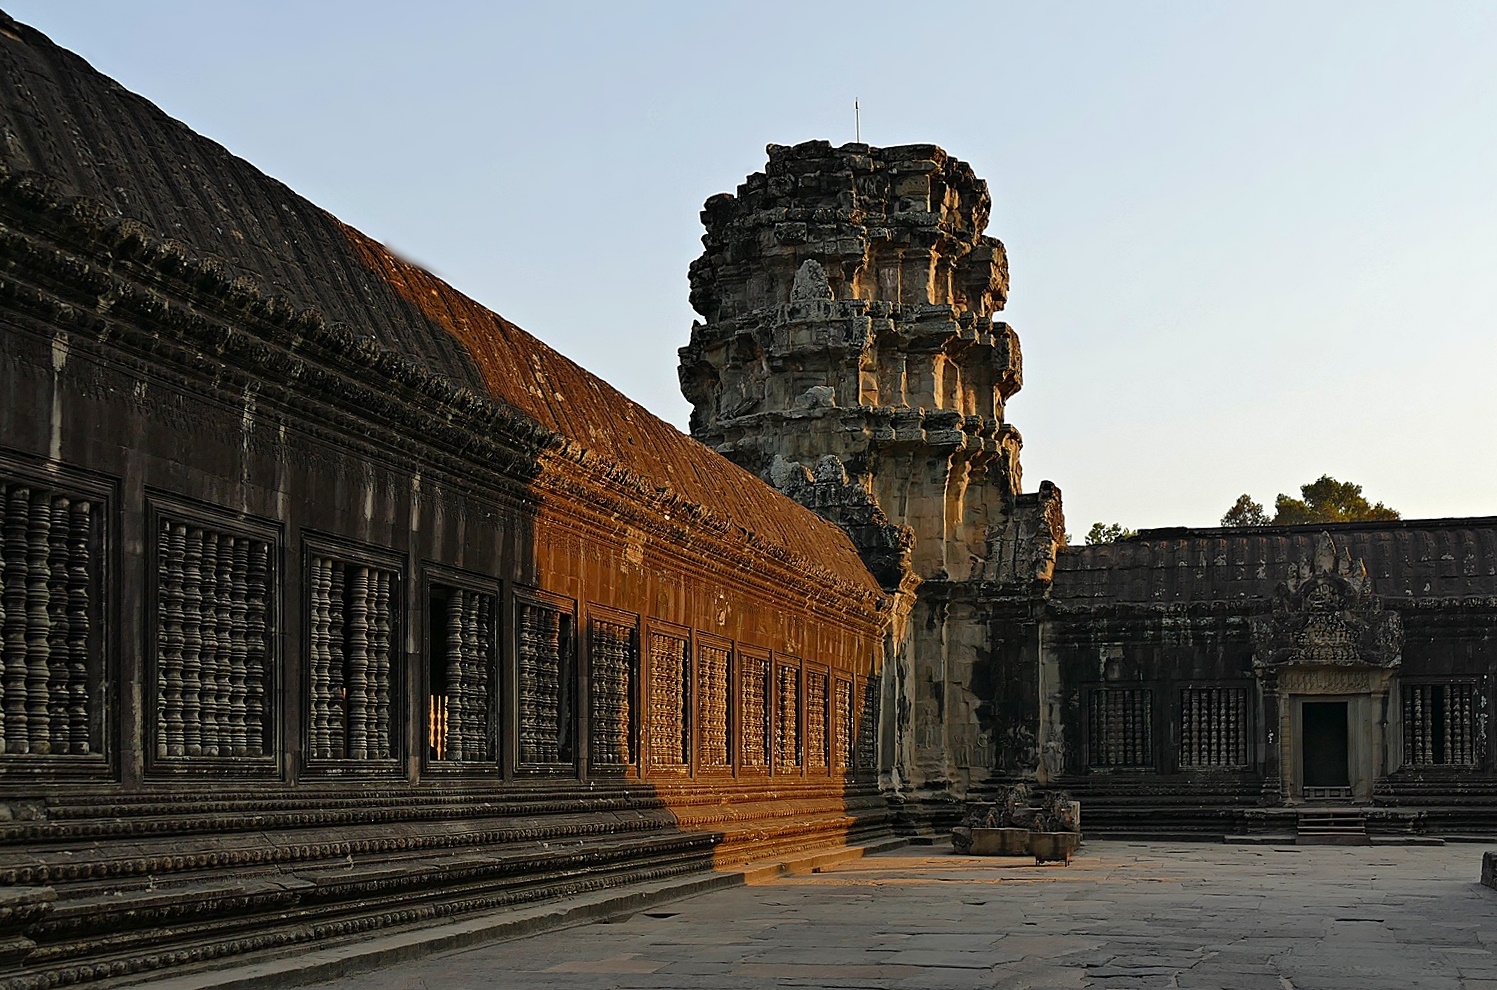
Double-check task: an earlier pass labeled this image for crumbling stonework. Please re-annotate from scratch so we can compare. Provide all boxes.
[679,141,1064,796]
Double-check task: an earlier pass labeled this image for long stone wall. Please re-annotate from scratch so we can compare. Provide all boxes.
[0,152,891,987]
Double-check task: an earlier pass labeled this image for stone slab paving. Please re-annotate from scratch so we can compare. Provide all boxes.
[308,841,1497,989]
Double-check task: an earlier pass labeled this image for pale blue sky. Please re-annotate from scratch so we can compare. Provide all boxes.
[11,2,1496,533]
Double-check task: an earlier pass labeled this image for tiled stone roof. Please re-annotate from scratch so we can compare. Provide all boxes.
[1052,517,1497,605]
[0,14,881,594]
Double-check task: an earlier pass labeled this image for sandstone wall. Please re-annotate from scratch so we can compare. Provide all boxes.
[680,141,1064,797]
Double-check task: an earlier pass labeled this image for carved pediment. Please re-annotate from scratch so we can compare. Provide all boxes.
[1250,533,1402,671]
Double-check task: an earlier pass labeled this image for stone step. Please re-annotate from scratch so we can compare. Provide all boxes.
[1297,809,1370,845]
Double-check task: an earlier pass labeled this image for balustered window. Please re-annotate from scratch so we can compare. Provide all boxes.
[155,518,274,761]
[740,653,771,770]
[0,479,101,757]
[805,669,828,772]
[307,555,398,762]
[1403,681,1479,768]
[697,642,731,770]
[1177,686,1249,770]
[775,661,800,772]
[855,675,879,773]
[589,616,636,770]
[427,584,495,764]
[1087,687,1154,769]
[646,631,690,769]
[834,679,854,774]
[517,598,575,767]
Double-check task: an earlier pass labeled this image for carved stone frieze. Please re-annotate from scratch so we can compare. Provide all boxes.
[1250,533,1403,672]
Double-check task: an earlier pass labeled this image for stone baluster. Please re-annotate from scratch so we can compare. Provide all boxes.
[244,540,268,758]
[345,566,370,760]
[210,534,234,756]
[442,589,465,761]
[777,664,798,770]
[462,592,483,760]
[0,485,6,755]
[517,605,539,762]
[227,537,250,756]
[371,568,393,759]
[24,494,52,754]
[327,563,346,758]
[477,594,494,761]
[66,500,91,754]
[696,646,728,769]
[647,634,684,768]
[538,610,562,762]
[741,657,766,768]
[180,526,204,756]
[2,486,29,753]
[857,676,879,772]
[453,592,471,760]
[197,531,221,756]
[309,556,333,760]
[158,521,187,756]
[835,680,852,772]
[45,497,69,753]
[1463,685,1475,764]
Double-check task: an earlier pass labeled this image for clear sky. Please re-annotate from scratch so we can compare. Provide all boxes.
[10,2,1496,534]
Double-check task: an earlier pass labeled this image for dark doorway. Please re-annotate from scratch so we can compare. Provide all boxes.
[1302,701,1349,787]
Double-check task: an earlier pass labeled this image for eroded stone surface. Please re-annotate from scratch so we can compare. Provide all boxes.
[680,141,1065,796]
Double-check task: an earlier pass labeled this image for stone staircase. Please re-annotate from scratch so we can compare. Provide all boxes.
[1296,808,1371,845]
[0,780,896,990]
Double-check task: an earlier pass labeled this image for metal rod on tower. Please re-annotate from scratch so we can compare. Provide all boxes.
[855,99,860,143]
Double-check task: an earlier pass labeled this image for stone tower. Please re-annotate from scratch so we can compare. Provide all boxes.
[679,140,1065,798]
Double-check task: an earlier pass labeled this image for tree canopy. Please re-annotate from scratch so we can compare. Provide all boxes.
[1220,475,1400,527]
[1086,522,1137,544]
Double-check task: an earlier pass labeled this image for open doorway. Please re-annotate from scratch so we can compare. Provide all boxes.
[1301,701,1349,789]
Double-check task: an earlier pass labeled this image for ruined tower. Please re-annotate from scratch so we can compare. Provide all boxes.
[680,141,1065,798]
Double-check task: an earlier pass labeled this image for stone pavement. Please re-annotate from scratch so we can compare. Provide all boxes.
[307,841,1497,990]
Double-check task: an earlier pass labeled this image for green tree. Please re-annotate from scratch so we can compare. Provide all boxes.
[1086,521,1137,545]
[1221,493,1269,527]
[1272,475,1400,524]
[1219,475,1400,527]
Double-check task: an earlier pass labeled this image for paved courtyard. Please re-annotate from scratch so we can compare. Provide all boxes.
[310,841,1497,990]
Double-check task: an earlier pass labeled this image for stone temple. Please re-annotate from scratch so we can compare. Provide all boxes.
[0,13,1493,985]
